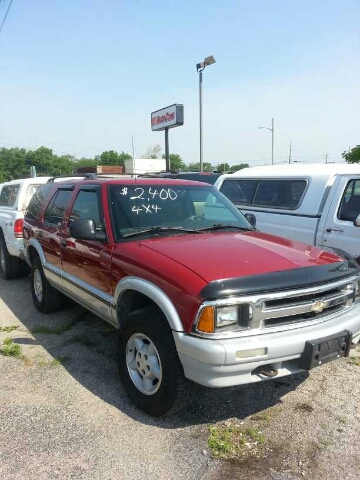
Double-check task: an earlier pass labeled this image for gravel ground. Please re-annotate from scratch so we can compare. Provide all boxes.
[0,275,359,480]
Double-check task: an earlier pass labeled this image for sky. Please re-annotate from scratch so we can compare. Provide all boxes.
[0,0,359,167]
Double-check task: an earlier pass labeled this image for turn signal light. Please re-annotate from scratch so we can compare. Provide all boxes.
[197,306,215,333]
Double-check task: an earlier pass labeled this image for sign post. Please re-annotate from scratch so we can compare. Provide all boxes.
[151,104,184,171]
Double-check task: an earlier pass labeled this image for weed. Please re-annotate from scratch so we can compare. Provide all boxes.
[0,325,19,333]
[1,338,22,357]
[337,415,347,424]
[245,427,265,443]
[31,319,77,335]
[319,437,333,447]
[207,424,265,459]
[36,356,70,367]
[347,356,360,366]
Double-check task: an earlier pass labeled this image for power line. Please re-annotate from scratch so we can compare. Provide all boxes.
[0,0,14,36]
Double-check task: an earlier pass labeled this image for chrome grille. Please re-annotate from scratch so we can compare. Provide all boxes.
[251,277,357,330]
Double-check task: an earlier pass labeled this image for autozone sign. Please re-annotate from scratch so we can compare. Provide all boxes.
[151,104,184,131]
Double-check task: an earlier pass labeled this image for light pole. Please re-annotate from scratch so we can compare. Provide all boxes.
[196,55,216,172]
[258,117,274,165]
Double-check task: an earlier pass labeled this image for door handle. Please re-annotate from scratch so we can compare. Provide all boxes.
[326,228,344,233]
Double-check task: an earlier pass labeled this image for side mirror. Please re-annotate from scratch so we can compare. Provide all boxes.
[244,213,256,227]
[70,219,107,241]
[354,214,360,227]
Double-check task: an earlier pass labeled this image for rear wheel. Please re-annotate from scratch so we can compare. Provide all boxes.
[117,307,192,416]
[0,236,22,280]
[30,257,63,313]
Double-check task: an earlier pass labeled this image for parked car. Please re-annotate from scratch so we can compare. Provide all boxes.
[23,175,360,415]
[215,163,360,263]
[0,177,51,279]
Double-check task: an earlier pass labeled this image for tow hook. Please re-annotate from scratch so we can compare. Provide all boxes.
[253,365,279,378]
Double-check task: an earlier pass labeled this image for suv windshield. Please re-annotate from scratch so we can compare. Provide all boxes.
[109,184,253,240]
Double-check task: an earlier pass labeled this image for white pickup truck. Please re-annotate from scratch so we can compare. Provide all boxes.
[215,163,360,263]
[0,177,50,279]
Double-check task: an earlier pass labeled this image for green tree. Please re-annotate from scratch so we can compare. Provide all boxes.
[188,162,214,172]
[161,153,186,171]
[215,162,230,172]
[230,163,249,172]
[95,150,132,166]
[342,146,360,164]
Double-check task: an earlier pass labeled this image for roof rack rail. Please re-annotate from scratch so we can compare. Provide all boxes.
[47,173,98,183]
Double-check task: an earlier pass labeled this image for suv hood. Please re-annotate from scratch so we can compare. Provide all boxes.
[141,231,343,284]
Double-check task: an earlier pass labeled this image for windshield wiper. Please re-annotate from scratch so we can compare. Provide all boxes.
[196,224,253,232]
[122,226,199,238]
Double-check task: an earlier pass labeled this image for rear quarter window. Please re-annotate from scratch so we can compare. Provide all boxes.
[25,184,56,221]
[0,184,20,206]
[220,179,307,210]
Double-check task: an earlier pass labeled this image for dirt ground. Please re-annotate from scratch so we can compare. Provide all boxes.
[1,275,359,480]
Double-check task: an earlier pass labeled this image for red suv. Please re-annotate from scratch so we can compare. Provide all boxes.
[23,176,360,416]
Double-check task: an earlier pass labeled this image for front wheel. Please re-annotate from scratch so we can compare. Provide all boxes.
[117,307,192,416]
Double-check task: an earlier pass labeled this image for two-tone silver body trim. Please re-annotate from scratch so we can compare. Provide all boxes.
[26,238,184,332]
[113,277,184,331]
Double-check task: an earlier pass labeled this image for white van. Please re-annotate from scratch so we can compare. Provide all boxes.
[215,163,360,262]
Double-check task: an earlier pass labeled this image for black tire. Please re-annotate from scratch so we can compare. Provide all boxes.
[117,306,192,416]
[0,236,22,280]
[30,257,63,313]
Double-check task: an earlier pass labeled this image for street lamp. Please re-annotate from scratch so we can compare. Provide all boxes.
[196,55,216,172]
[258,117,274,165]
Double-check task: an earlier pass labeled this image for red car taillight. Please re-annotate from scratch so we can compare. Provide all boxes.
[14,219,24,238]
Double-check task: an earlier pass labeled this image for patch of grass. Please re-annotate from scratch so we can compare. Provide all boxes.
[347,356,360,366]
[31,319,77,335]
[208,424,265,459]
[245,427,265,443]
[36,356,70,367]
[337,415,347,424]
[1,338,22,357]
[319,437,333,447]
[0,325,19,333]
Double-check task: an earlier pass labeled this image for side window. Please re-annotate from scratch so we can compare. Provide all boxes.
[0,184,20,206]
[338,179,360,222]
[69,190,101,227]
[44,189,73,226]
[26,184,55,220]
[252,180,306,209]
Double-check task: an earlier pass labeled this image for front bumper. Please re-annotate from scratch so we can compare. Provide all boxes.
[173,303,360,388]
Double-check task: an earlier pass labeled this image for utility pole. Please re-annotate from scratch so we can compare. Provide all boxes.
[258,117,274,165]
[288,142,292,164]
[271,117,274,166]
[325,154,328,164]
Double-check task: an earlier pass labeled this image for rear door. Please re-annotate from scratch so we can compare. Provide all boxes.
[320,175,360,258]
[39,187,74,276]
[60,185,113,319]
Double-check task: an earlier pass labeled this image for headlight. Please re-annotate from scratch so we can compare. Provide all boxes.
[216,306,238,329]
[196,303,252,334]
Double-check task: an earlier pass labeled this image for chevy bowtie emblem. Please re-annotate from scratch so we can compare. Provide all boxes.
[311,300,328,313]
